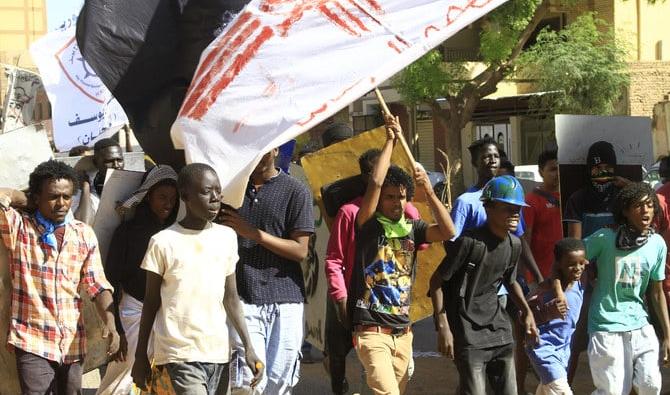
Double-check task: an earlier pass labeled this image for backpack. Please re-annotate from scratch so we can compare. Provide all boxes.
[445,230,522,312]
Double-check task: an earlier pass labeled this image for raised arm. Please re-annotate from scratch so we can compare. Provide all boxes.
[0,188,28,208]
[357,114,399,227]
[414,166,455,242]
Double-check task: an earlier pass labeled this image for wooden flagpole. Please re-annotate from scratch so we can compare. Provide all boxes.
[374,88,416,168]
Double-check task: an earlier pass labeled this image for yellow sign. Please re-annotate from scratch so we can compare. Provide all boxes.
[301,127,446,322]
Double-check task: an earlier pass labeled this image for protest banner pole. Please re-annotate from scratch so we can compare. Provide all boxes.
[1,65,16,134]
[374,88,416,168]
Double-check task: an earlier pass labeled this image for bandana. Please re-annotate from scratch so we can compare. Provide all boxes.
[35,210,73,249]
[375,213,413,239]
[615,225,653,250]
[590,167,615,194]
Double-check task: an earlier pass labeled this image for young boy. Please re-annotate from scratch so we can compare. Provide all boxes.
[526,238,588,395]
[585,182,670,394]
[349,114,456,395]
[131,163,262,394]
[430,175,539,395]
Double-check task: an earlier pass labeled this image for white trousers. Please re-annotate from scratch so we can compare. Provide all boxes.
[588,324,662,395]
[535,377,573,395]
[96,292,143,395]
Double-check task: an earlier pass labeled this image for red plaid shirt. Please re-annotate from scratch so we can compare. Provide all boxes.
[0,197,112,363]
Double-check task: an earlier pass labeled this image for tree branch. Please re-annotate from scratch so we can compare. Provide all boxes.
[506,0,551,67]
[470,0,551,97]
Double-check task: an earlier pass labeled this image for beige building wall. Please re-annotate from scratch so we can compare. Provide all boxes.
[0,0,48,113]
[628,62,670,116]
[0,0,47,68]
[614,0,670,61]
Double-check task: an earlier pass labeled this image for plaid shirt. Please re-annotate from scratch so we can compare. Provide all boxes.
[0,196,112,363]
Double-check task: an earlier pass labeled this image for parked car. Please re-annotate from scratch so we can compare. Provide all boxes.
[514,165,542,182]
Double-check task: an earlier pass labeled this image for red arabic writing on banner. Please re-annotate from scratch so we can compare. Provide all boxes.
[180,0,496,124]
[180,0,387,122]
[424,0,494,37]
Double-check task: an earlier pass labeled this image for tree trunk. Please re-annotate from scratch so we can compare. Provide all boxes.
[431,101,466,200]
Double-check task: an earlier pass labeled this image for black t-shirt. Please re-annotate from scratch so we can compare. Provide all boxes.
[350,216,428,329]
[237,171,315,304]
[438,226,518,350]
[563,186,618,238]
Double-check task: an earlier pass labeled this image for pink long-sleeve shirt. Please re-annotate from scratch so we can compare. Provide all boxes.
[325,196,421,302]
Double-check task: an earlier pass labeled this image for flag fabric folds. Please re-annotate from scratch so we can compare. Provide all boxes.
[30,24,128,151]
[171,0,508,207]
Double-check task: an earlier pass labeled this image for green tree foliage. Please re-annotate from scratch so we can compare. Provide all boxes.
[516,13,630,115]
[480,0,543,63]
[392,0,640,194]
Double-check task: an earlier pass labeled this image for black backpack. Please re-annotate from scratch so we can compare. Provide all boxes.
[446,230,522,312]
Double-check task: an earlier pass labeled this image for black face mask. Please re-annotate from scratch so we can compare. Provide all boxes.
[616,225,653,250]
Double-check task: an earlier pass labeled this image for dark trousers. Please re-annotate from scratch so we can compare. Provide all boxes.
[325,298,353,394]
[164,361,228,395]
[15,348,83,395]
[454,343,517,395]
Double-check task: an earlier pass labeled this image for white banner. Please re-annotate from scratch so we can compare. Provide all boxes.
[29,24,128,152]
[2,66,44,133]
[172,0,508,207]
[555,114,654,166]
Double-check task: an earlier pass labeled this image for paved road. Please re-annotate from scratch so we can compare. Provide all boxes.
[85,317,670,394]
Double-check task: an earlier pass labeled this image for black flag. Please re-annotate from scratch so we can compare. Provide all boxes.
[76,0,250,168]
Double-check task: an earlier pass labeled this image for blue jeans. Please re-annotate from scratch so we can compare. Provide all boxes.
[164,362,227,395]
[230,302,304,394]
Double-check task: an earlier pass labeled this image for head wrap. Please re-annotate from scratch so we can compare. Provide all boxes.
[118,165,178,216]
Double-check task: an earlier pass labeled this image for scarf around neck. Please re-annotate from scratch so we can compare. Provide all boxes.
[35,210,73,249]
[375,212,413,239]
[615,225,653,250]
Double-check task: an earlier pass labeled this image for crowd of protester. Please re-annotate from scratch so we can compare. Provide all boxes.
[1,114,670,395]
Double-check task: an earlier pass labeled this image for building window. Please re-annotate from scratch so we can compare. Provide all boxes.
[520,116,556,165]
[475,122,512,159]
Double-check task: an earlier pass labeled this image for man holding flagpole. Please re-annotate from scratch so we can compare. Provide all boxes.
[348,114,455,395]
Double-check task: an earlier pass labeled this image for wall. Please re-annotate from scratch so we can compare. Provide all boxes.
[0,0,46,65]
[628,61,670,116]
[614,0,670,61]
[653,101,670,159]
[0,0,48,111]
